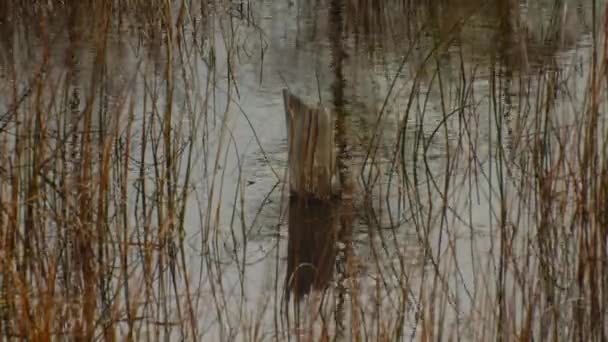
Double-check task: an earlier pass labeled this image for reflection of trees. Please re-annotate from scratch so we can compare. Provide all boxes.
[0,3,13,69]
[341,0,587,66]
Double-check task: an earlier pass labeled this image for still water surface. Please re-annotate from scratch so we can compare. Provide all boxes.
[0,0,604,340]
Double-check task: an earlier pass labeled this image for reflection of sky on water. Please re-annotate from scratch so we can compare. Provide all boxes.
[0,0,603,339]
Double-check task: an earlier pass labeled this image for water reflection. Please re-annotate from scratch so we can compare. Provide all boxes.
[0,0,604,340]
[285,196,339,301]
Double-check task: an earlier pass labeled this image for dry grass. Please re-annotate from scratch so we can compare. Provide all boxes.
[0,0,607,341]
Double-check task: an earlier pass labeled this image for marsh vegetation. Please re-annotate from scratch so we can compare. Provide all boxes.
[0,0,607,340]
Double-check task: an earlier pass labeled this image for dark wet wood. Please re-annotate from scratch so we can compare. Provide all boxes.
[285,197,338,301]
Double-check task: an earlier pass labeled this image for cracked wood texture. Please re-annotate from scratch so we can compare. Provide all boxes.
[283,89,339,201]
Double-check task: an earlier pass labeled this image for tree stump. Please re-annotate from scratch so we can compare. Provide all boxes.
[283,89,340,201]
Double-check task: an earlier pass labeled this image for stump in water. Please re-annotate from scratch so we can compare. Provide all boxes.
[283,89,340,200]
[283,90,343,303]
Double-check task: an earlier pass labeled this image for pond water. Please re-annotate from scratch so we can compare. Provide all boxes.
[0,1,606,341]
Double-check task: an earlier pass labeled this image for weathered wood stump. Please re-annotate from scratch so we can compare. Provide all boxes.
[283,89,342,302]
[283,89,340,200]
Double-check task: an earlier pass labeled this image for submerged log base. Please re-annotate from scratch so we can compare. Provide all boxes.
[283,89,341,201]
[285,196,338,301]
